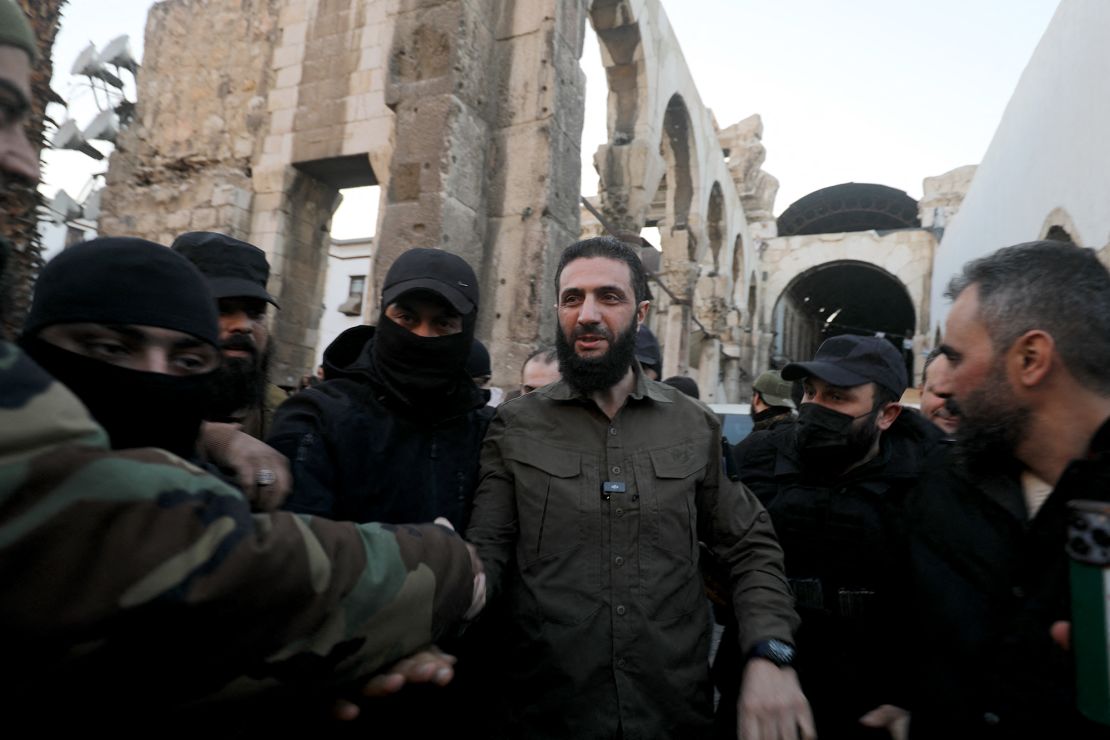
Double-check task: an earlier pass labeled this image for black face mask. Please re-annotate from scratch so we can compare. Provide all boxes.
[20,335,215,460]
[371,314,475,412]
[794,402,880,478]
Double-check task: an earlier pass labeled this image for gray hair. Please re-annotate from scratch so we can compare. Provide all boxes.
[945,241,1110,394]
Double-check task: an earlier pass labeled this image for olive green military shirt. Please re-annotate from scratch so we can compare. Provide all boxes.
[467,370,798,739]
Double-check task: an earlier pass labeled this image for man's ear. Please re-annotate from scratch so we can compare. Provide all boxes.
[1011,330,1054,389]
[636,300,650,327]
[876,402,902,431]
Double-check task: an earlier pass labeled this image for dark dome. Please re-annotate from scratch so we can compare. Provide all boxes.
[777,183,920,237]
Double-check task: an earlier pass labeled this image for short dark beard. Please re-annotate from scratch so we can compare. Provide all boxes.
[953,377,1029,477]
[556,317,639,395]
[208,342,272,419]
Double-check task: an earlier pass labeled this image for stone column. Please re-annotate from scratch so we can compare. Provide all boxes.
[377,0,588,386]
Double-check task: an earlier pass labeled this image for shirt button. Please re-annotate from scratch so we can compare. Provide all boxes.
[615,508,624,517]
[614,556,624,566]
[611,466,621,475]
[617,657,626,669]
[616,605,627,616]
[609,427,617,435]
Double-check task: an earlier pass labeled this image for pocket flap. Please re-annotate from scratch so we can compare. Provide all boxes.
[649,444,704,479]
[502,438,581,478]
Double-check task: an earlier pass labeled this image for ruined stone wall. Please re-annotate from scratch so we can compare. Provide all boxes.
[376,0,587,384]
[99,0,281,246]
[100,0,397,384]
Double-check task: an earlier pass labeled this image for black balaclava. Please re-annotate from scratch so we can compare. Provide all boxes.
[371,248,482,418]
[19,237,219,459]
[371,298,476,414]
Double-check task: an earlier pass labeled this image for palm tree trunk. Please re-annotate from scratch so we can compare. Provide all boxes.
[1,0,66,338]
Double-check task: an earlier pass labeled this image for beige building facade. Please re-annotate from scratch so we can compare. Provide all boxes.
[98,0,991,399]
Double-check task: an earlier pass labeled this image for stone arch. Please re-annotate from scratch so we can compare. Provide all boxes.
[706,181,725,271]
[589,0,643,145]
[771,260,916,378]
[1039,206,1082,244]
[654,93,696,254]
[584,0,754,392]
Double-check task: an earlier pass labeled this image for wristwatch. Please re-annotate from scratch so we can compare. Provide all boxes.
[748,639,796,668]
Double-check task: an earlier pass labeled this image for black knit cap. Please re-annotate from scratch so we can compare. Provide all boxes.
[171,231,279,307]
[782,335,908,399]
[381,248,478,314]
[23,237,219,346]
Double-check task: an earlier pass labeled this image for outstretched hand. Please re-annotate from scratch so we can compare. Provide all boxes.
[199,422,292,510]
[738,659,816,740]
[332,646,459,721]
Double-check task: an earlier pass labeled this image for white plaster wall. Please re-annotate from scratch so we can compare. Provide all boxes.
[931,0,1110,331]
[315,237,373,367]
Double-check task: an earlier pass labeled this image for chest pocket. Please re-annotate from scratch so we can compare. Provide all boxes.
[636,442,707,622]
[503,439,585,566]
[643,443,705,560]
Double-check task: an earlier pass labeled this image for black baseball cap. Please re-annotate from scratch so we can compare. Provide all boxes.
[171,232,279,307]
[782,335,908,399]
[381,248,478,314]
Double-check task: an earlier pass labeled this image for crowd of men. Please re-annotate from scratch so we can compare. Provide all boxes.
[3,2,1110,738]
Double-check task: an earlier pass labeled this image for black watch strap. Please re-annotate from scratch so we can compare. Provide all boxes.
[748,639,796,668]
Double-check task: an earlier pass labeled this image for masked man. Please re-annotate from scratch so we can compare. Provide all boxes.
[269,246,492,529]
[728,334,945,739]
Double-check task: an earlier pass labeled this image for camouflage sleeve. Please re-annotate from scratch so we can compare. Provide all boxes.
[0,342,475,690]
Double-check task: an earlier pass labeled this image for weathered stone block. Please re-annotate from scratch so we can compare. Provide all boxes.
[191,207,218,230]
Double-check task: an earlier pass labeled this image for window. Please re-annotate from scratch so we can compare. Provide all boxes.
[339,275,366,316]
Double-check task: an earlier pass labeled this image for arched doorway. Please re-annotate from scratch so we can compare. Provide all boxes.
[771,260,916,378]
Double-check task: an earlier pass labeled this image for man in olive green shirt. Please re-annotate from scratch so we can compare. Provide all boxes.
[467,237,813,740]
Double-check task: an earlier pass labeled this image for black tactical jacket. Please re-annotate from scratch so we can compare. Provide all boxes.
[268,325,493,529]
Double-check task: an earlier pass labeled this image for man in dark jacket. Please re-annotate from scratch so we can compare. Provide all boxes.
[906,241,1110,739]
[172,231,288,439]
[723,335,945,739]
[751,369,796,432]
[268,246,492,528]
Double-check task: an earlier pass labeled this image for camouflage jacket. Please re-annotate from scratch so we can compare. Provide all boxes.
[0,341,475,721]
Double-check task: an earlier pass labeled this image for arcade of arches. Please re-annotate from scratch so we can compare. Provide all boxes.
[98,0,966,399]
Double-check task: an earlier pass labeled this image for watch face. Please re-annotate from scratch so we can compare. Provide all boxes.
[754,639,795,667]
[768,640,795,665]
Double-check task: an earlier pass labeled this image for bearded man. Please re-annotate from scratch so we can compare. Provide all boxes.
[173,231,287,439]
[466,236,813,740]
[904,241,1110,739]
[727,334,945,740]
